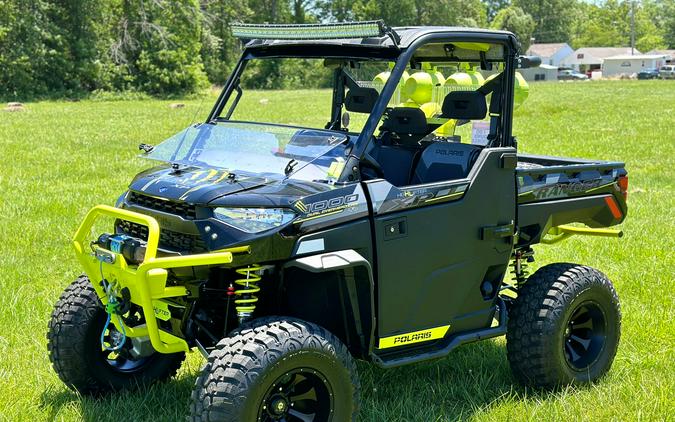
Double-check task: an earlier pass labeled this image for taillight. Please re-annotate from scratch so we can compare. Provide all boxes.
[618,175,628,200]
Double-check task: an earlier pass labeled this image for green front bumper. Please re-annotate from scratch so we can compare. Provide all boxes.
[73,205,249,354]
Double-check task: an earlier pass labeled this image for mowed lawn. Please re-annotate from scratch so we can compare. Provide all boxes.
[0,80,673,421]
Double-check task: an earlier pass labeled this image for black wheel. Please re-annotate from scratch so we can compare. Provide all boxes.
[190,317,360,421]
[47,275,185,394]
[506,263,621,387]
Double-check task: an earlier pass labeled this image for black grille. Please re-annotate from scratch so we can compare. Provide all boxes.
[116,220,206,253]
[128,192,196,219]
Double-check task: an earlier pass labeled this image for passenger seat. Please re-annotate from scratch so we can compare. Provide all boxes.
[410,142,482,184]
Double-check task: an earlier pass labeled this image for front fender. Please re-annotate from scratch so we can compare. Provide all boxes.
[283,250,376,359]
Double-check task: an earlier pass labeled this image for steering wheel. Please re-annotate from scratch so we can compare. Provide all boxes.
[360,150,385,179]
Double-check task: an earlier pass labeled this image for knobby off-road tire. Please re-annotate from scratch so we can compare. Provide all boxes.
[47,275,185,394]
[190,317,360,422]
[507,263,621,387]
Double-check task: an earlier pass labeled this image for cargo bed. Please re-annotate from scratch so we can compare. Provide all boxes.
[514,154,627,246]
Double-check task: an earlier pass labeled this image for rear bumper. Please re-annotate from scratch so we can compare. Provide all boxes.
[73,205,249,354]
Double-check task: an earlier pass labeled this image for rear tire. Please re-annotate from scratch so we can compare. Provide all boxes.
[506,263,621,387]
[47,275,185,394]
[190,317,360,421]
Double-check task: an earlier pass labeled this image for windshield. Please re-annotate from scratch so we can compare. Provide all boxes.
[143,122,350,182]
[217,57,395,133]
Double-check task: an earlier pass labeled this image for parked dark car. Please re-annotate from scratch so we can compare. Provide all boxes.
[558,69,589,80]
[638,68,659,79]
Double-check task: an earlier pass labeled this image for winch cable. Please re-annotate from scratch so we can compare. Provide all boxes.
[98,260,127,351]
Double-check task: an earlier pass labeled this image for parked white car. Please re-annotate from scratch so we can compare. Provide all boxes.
[558,69,589,80]
[659,65,675,79]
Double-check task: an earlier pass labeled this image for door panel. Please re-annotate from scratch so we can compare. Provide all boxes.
[367,147,516,338]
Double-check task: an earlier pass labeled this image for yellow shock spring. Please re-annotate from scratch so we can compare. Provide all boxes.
[234,265,262,318]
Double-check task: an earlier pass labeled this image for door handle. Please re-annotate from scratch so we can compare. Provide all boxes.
[481,223,514,241]
[384,217,407,240]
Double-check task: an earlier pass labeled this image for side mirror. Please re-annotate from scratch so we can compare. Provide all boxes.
[518,56,542,69]
[323,58,345,69]
[139,143,154,153]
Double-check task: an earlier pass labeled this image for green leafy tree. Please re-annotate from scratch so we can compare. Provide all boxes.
[9,0,674,99]
[49,0,100,92]
[247,0,293,23]
[484,0,511,22]
[101,0,208,95]
[569,1,626,48]
[200,0,252,85]
[636,34,665,52]
[513,0,575,43]
[632,1,667,51]
[490,5,535,51]
[637,0,673,49]
[662,0,675,48]
[0,0,49,98]
[0,0,96,99]
[291,0,318,23]
[318,0,486,27]
[350,0,417,26]
[570,0,666,51]
[417,0,487,27]
[316,0,357,21]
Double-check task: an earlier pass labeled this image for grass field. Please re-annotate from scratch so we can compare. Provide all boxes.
[1,80,674,421]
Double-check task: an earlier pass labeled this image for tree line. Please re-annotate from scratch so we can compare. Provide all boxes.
[1,0,673,100]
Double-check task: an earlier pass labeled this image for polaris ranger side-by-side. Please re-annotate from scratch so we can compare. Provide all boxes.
[48,22,628,421]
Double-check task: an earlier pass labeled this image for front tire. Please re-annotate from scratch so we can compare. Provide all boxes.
[47,275,185,394]
[506,263,621,387]
[190,317,360,421]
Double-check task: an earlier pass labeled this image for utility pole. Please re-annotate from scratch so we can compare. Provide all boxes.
[630,0,635,55]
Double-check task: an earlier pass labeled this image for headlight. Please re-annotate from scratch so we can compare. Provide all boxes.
[213,207,297,233]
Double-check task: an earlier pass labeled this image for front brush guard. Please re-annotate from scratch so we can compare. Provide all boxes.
[73,205,250,354]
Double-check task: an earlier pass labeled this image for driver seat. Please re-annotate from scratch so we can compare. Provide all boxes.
[370,107,429,186]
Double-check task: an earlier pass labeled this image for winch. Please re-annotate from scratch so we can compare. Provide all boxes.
[95,233,147,264]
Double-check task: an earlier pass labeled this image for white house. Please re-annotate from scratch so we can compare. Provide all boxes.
[518,64,558,81]
[602,54,669,77]
[526,43,574,67]
[647,49,675,64]
[561,47,639,72]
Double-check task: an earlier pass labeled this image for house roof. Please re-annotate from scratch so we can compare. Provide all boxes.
[604,54,668,61]
[574,47,638,59]
[647,49,675,58]
[561,47,641,65]
[526,43,569,57]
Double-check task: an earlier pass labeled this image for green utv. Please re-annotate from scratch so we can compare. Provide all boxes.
[48,22,628,421]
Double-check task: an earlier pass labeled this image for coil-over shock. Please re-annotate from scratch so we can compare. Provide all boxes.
[234,265,262,323]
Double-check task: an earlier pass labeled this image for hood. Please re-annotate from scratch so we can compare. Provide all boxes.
[129,165,274,203]
[129,165,335,206]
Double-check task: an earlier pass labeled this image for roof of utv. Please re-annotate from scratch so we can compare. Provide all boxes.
[242,26,519,51]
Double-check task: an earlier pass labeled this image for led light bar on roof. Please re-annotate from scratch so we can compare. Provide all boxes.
[231,20,387,40]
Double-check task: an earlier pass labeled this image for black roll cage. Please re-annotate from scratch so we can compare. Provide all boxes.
[207,31,519,181]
